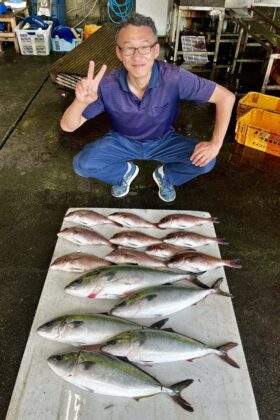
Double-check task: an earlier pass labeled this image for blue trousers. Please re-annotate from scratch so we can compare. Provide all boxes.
[73,131,216,186]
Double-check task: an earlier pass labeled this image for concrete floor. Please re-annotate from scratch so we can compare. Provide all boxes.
[0,47,279,420]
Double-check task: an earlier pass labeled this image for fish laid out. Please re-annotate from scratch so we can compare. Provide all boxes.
[108,212,155,228]
[168,252,242,273]
[48,351,194,412]
[57,227,112,247]
[145,243,196,259]
[65,265,198,299]
[158,214,219,229]
[64,210,115,227]
[105,248,166,268]
[50,252,112,273]
[110,279,232,319]
[110,231,162,248]
[101,329,240,368]
[164,231,228,248]
[37,314,167,346]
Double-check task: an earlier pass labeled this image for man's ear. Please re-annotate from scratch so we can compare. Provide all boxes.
[116,46,123,62]
[153,42,160,59]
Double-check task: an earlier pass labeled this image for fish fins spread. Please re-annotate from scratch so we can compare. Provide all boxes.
[212,278,234,298]
[116,356,129,362]
[190,277,210,290]
[170,379,194,412]
[216,342,240,368]
[150,318,169,329]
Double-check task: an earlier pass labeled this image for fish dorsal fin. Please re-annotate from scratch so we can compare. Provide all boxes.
[150,318,169,329]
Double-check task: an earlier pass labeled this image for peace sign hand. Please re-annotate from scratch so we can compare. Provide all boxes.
[75,61,107,105]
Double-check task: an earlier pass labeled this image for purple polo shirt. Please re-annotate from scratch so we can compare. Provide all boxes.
[82,60,216,140]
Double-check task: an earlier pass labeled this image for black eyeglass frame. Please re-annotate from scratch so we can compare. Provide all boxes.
[117,41,159,56]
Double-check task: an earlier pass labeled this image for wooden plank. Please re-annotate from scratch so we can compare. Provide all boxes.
[6,208,259,420]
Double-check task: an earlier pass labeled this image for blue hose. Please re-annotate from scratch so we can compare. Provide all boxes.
[107,0,134,24]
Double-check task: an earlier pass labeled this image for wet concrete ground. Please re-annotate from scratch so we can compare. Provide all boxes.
[0,48,279,420]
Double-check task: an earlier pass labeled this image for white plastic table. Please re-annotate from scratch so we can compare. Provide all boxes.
[6,208,259,420]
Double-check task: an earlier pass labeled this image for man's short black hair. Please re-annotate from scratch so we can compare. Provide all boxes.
[116,13,158,41]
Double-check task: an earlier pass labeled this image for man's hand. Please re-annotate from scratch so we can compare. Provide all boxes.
[75,61,107,105]
[190,141,221,167]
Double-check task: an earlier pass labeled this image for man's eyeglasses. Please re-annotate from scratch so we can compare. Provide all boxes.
[117,42,158,56]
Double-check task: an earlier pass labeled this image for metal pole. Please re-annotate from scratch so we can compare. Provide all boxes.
[174,5,181,63]
[231,26,244,75]
[211,8,225,80]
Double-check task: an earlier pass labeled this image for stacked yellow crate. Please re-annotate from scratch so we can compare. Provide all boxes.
[235,92,280,157]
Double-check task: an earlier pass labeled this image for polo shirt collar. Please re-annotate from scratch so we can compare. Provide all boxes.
[119,60,160,92]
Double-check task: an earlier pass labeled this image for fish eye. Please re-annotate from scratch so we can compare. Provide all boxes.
[55,355,64,361]
[74,278,83,285]
[44,321,54,328]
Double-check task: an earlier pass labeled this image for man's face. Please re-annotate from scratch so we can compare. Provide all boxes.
[116,25,160,80]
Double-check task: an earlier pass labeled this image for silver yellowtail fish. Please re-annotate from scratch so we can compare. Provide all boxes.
[64,210,115,227]
[50,252,112,273]
[57,227,112,246]
[37,314,167,346]
[105,248,166,268]
[158,214,219,229]
[168,252,241,273]
[164,231,228,248]
[110,231,162,248]
[48,351,194,412]
[101,329,240,368]
[146,244,196,259]
[108,212,155,228]
[65,265,199,299]
[110,279,232,318]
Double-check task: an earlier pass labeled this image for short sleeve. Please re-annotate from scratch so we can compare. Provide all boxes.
[178,68,216,103]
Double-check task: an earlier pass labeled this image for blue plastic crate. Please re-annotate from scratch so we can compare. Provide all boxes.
[51,28,83,52]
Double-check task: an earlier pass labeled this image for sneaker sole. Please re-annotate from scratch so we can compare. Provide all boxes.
[111,164,140,198]
[153,171,176,203]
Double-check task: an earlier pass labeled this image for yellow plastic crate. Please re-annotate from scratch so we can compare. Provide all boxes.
[237,91,280,119]
[235,108,280,157]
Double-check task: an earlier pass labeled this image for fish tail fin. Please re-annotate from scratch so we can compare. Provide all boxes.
[216,237,229,245]
[156,223,164,230]
[212,278,234,298]
[216,342,240,368]
[170,379,194,412]
[110,221,122,227]
[188,277,210,290]
[150,318,169,329]
[211,217,220,224]
[224,259,242,268]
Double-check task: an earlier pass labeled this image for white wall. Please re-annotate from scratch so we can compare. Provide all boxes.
[136,0,169,36]
[65,0,101,20]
